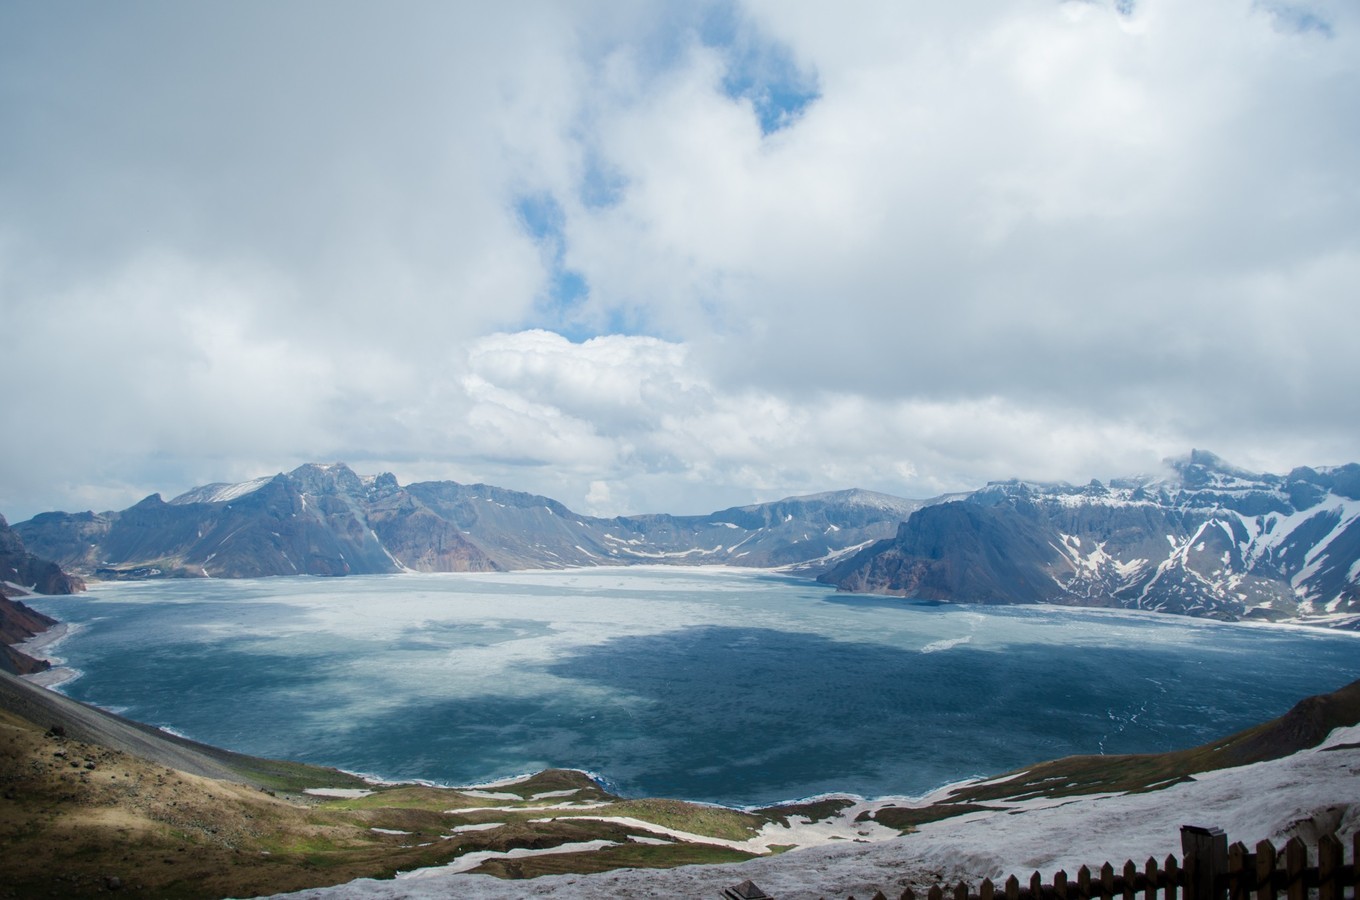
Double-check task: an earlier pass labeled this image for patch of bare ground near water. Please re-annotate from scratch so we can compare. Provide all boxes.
[0,706,440,898]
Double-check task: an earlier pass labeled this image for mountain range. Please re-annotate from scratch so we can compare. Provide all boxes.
[820,450,1360,626]
[13,463,925,579]
[10,451,1360,627]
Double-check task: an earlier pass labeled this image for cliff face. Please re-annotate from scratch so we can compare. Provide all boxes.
[824,500,1071,606]
[0,513,85,596]
[0,596,58,675]
[0,514,81,675]
[363,475,499,573]
[821,452,1360,625]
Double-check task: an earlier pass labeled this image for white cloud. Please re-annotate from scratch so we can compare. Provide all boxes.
[377,331,1183,516]
[0,0,1356,521]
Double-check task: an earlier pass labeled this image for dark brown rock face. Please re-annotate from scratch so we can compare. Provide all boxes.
[0,596,56,645]
[0,513,86,596]
[0,595,57,676]
[0,514,83,675]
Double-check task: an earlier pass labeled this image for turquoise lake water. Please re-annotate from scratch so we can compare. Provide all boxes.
[25,568,1360,807]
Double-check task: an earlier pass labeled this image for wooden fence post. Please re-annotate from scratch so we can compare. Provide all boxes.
[1228,841,1253,900]
[1253,840,1276,900]
[1317,834,1341,900]
[1352,833,1360,900]
[1283,837,1305,900]
[1182,826,1228,900]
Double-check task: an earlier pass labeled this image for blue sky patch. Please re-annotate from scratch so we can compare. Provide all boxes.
[579,148,627,210]
[700,4,820,135]
[1261,3,1333,37]
[514,192,565,242]
[514,191,593,334]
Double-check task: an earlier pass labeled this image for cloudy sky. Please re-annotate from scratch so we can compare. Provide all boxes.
[2,0,1357,521]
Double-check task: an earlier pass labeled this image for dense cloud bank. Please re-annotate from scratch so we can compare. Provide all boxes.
[2,1,1356,519]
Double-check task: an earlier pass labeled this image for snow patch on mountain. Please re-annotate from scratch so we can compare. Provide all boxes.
[823,452,1360,626]
[170,476,273,505]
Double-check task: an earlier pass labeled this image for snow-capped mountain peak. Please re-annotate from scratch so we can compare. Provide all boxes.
[823,452,1360,628]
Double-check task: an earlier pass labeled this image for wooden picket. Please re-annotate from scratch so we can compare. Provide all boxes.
[825,827,1359,900]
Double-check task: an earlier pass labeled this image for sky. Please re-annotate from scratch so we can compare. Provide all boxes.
[1,0,1358,522]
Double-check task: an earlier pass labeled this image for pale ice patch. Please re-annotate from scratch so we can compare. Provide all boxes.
[921,636,972,653]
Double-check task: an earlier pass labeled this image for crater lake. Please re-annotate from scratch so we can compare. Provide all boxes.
[25,567,1360,808]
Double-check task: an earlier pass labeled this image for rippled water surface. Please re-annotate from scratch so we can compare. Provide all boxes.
[28,569,1360,806]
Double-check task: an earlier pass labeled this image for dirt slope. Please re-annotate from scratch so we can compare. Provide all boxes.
[0,670,365,789]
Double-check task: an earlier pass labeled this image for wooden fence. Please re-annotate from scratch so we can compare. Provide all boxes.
[825,826,1360,900]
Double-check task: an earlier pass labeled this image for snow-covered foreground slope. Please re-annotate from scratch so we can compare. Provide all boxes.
[271,724,1360,900]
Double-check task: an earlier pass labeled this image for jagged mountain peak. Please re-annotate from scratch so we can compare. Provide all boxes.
[170,464,367,507]
[1164,449,1273,490]
[286,462,364,495]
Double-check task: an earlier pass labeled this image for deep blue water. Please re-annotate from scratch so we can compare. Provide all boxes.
[25,569,1360,807]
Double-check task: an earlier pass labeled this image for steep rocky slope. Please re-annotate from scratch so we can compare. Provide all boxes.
[0,514,84,675]
[0,597,57,676]
[821,451,1360,625]
[0,512,84,596]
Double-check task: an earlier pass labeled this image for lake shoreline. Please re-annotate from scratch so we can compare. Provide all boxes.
[20,569,1360,809]
[14,620,82,688]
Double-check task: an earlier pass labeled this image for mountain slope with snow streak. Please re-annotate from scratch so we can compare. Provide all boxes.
[823,451,1360,627]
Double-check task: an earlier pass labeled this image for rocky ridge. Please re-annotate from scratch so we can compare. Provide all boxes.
[820,451,1360,625]
[14,464,928,579]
